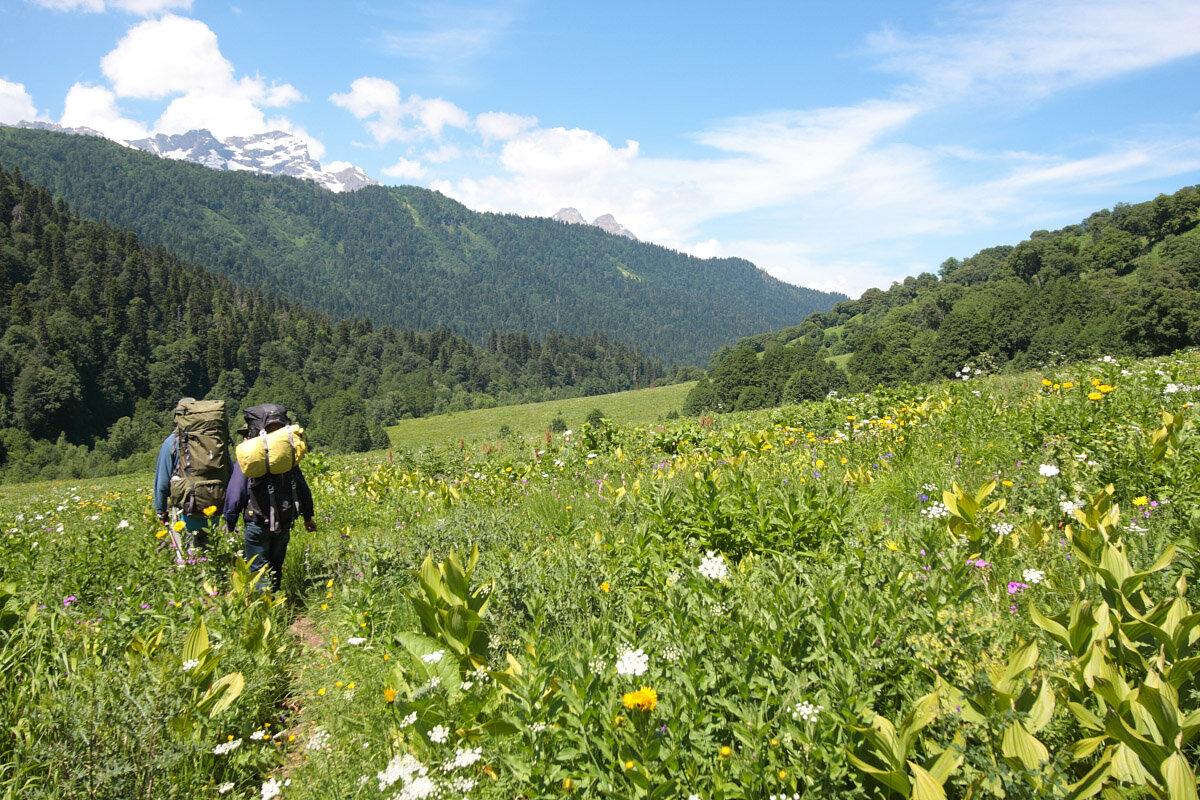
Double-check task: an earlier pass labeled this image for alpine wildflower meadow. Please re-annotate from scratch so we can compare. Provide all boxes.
[1,351,1199,798]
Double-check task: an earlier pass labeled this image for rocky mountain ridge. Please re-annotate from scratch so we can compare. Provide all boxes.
[553,207,637,239]
[10,121,376,193]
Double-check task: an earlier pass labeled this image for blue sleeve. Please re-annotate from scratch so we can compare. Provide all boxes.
[153,433,176,518]
[223,462,248,528]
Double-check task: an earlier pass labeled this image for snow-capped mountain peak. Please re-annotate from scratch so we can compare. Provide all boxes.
[552,207,637,239]
[125,129,377,192]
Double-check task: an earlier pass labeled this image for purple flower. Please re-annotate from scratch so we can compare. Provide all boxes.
[918,493,929,502]
[1007,582,1029,594]
[970,559,990,568]
[63,596,76,607]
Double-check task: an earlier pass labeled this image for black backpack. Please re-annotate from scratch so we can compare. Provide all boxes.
[241,404,300,532]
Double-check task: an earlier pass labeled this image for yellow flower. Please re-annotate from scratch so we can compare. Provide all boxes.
[778,769,788,780]
[599,581,611,593]
[720,745,732,758]
[326,579,333,588]
[1133,496,1148,506]
[202,505,217,517]
[770,738,780,747]
[1099,384,1114,393]
[173,520,186,532]
[623,760,634,770]
[1088,392,1103,401]
[885,541,900,552]
[1062,382,1074,389]
[383,687,397,703]
[317,687,326,696]
[815,459,824,468]
[321,604,328,611]
[156,530,167,538]
[622,686,657,712]
[1002,480,1013,487]
[1041,379,1052,387]
[563,778,575,790]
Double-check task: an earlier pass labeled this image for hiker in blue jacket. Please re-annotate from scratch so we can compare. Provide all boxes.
[153,397,219,551]
[223,404,317,591]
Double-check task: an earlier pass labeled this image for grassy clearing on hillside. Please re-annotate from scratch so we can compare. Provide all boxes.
[384,381,694,450]
[3,358,1200,799]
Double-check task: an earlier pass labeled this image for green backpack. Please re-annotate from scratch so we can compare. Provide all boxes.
[168,399,232,516]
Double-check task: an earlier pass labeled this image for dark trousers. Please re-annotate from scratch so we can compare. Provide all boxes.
[244,519,290,591]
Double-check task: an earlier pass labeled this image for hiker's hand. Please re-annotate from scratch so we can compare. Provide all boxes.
[304,518,317,532]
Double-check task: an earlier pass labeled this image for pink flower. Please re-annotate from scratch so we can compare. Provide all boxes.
[1007,582,1029,594]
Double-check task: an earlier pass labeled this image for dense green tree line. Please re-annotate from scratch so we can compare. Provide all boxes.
[0,127,845,365]
[0,165,669,482]
[687,185,1200,411]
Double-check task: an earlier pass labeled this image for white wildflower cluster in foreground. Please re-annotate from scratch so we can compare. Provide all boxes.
[1022,568,1045,584]
[376,748,480,799]
[920,502,948,519]
[790,700,824,723]
[698,550,729,580]
[615,647,649,676]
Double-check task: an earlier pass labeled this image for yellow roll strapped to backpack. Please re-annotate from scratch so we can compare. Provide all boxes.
[235,425,307,478]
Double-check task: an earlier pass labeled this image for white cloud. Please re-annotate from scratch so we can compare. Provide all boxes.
[330,78,469,144]
[60,83,148,139]
[54,14,303,142]
[499,127,638,182]
[0,78,42,124]
[30,0,192,13]
[871,0,1200,103]
[101,15,233,98]
[382,158,427,180]
[475,111,536,143]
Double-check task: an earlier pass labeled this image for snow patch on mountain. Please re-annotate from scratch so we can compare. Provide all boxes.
[5,122,377,193]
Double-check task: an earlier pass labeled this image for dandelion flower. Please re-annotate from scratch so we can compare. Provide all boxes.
[203,505,218,517]
[622,686,658,712]
[719,745,732,757]
[383,687,397,703]
[600,581,611,592]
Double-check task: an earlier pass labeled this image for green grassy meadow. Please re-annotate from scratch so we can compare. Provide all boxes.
[2,357,1199,799]
[384,381,695,450]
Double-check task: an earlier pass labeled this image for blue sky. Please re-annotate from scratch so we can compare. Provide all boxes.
[2,0,1200,299]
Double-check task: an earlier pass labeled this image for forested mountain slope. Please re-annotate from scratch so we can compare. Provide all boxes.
[689,185,1200,412]
[0,165,671,481]
[0,127,845,365]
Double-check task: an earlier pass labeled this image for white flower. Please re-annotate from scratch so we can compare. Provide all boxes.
[920,502,948,519]
[614,647,649,676]
[790,700,824,723]
[217,783,234,795]
[400,775,438,799]
[250,729,267,741]
[213,738,242,755]
[429,724,450,744]
[1039,464,1060,477]
[992,522,1014,537]
[378,754,425,791]
[698,550,729,580]
[421,650,445,663]
[443,746,483,771]
[1060,499,1081,514]
[400,711,418,728]
[116,519,130,529]
[307,730,330,751]
[661,645,682,662]
[1165,383,1180,394]
[181,659,200,671]
[589,657,608,676]
[1022,568,1045,584]
[347,637,366,646]
[261,777,283,800]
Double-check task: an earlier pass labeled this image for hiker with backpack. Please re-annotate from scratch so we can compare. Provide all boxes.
[153,397,233,552]
[223,403,316,592]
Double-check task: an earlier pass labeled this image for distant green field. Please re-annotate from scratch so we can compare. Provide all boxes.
[384,381,695,450]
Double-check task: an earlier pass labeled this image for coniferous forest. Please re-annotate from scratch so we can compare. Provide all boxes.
[0,165,677,482]
[687,184,1200,413]
[0,127,844,366]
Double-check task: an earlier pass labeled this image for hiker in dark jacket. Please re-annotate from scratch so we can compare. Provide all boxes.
[223,406,316,591]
